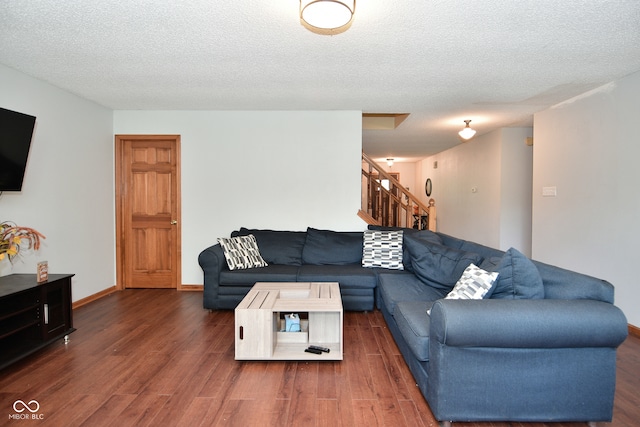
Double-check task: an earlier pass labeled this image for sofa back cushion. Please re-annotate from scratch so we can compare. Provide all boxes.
[437,233,616,303]
[233,228,306,266]
[404,233,483,292]
[490,248,544,299]
[437,232,505,269]
[368,226,443,272]
[301,227,363,265]
[533,260,614,303]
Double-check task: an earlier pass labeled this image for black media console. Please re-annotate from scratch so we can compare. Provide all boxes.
[0,273,75,370]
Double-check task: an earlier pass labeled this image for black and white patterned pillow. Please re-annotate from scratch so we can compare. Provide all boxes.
[217,234,268,270]
[446,263,499,299]
[427,263,499,315]
[362,230,404,270]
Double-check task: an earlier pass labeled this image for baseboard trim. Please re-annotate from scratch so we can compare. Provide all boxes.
[179,284,203,291]
[72,284,202,309]
[629,324,640,338]
[72,286,118,309]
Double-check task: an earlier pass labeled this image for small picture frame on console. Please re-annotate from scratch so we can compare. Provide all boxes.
[37,261,49,283]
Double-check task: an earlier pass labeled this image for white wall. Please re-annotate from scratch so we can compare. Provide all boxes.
[113,110,364,285]
[416,128,533,254]
[533,70,640,326]
[0,64,115,301]
[500,128,533,253]
[1,66,364,298]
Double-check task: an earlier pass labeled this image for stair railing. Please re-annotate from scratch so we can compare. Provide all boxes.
[359,152,436,231]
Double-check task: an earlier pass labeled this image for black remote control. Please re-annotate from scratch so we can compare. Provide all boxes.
[309,345,330,353]
[305,347,322,355]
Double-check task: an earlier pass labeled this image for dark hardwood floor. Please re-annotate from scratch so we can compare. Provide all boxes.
[1,289,638,426]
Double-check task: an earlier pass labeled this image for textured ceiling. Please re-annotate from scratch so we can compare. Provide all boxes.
[2,0,640,162]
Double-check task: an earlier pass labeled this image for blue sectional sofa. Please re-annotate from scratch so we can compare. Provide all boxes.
[198,226,628,424]
[199,227,383,311]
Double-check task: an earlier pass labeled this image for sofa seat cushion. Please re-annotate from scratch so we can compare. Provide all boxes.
[301,228,363,265]
[394,301,432,362]
[377,273,447,315]
[233,228,306,266]
[217,285,253,296]
[297,264,377,288]
[219,264,299,285]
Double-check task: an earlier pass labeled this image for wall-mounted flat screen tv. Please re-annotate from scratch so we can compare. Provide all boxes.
[0,107,36,191]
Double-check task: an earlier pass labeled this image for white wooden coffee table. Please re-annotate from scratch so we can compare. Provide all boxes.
[234,282,343,360]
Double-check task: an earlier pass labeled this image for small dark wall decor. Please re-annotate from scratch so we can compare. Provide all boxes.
[425,178,432,197]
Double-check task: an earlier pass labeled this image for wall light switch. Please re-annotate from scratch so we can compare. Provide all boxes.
[542,186,557,197]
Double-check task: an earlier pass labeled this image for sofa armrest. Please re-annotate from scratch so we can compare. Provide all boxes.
[430,299,628,349]
[198,244,226,309]
[427,298,627,422]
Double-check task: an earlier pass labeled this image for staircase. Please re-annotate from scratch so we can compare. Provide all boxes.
[359,153,436,231]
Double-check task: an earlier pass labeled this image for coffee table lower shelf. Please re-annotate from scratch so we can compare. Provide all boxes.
[270,342,341,361]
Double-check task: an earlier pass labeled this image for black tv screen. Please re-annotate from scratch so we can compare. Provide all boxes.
[0,107,36,191]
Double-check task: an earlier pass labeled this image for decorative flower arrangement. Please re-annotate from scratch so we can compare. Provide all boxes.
[0,221,46,262]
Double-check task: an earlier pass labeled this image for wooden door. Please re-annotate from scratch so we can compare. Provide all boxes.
[115,135,181,289]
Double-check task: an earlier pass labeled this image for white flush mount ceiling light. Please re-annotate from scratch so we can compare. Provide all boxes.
[458,120,476,141]
[386,158,394,167]
[300,0,356,35]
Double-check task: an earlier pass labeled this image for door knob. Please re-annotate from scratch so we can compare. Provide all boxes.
[170,220,178,225]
